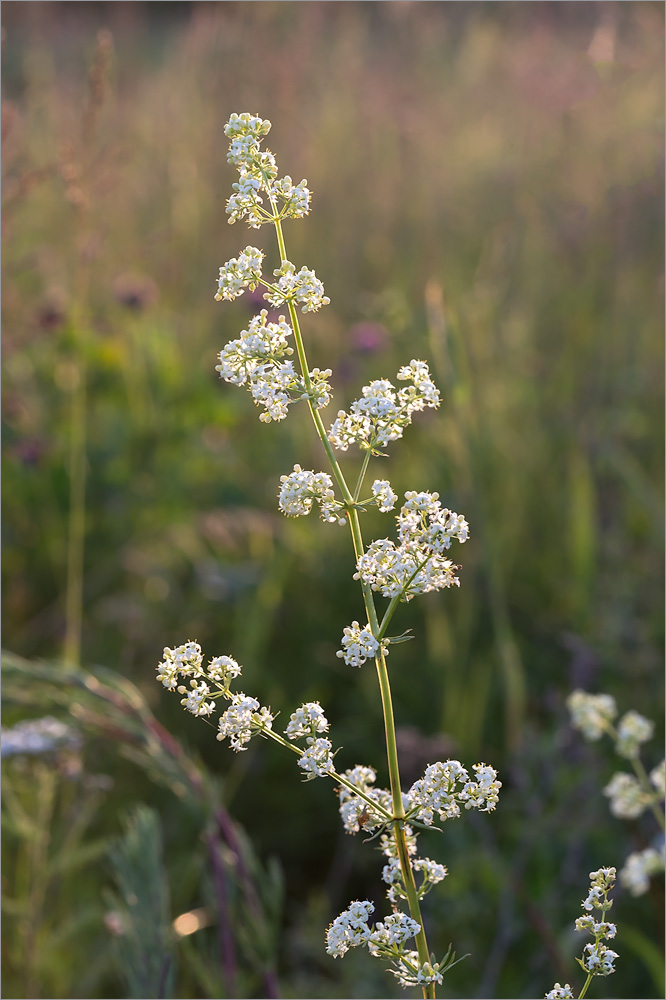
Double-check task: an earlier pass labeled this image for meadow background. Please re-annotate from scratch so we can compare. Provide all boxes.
[2,2,664,998]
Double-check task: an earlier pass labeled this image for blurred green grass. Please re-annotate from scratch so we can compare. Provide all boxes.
[2,2,664,998]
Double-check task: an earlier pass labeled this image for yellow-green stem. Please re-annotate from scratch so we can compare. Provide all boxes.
[270,212,435,998]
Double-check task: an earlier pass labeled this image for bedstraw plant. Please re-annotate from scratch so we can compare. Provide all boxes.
[155,113,624,999]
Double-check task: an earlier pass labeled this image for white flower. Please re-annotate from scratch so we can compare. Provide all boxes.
[413,857,448,885]
[371,479,398,512]
[620,846,665,896]
[264,260,330,313]
[407,760,500,826]
[650,760,665,799]
[545,984,574,999]
[216,693,273,751]
[285,702,330,740]
[458,763,502,813]
[207,655,242,686]
[567,690,617,740]
[581,867,616,911]
[298,737,335,778]
[336,621,381,667]
[575,915,616,938]
[1,717,81,758]
[273,175,311,219]
[179,679,215,717]
[215,246,264,301]
[615,710,654,760]
[338,765,394,834]
[325,900,374,957]
[603,772,648,819]
[278,465,340,522]
[367,912,421,956]
[581,942,618,975]
[354,492,468,603]
[328,360,440,454]
[156,641,204,689]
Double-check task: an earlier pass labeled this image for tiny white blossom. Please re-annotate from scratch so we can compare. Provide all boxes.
[620,846,665,896]
[217,693,273,751]
[413,857,448,885]
[278,465,340,522]
[407,759,500,826]
[567,690,617,740]
[156,641,204,689]
[215,246,264,301]
[545,984,575,999]
[581,941,619,975]
[298,737,335,778]
[615,710,654,759]
[325,900,374,957]
[371,479,398,512]
[264,260,330,313]
[207,655,242,686]
[367,912,421,956]
[336,621,381,668]
[338,765,394,834]
[285,702,330,740]
[180,679,215,717]
[273,175,311,219]
[603,772,648,819]
[328,360,440,454]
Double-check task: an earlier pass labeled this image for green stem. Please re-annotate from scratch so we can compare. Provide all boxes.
[632,757,665,832]
[269,209,435,999]
[256,724,392,820]
[577,973,594,999]
[353,448,373,503]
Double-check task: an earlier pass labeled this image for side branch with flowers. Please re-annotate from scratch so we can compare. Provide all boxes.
[157,112,522,997]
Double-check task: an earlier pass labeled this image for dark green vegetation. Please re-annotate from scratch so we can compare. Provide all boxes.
[2,2,663,997]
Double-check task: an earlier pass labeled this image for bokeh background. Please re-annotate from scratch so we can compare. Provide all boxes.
[2,2,664,998]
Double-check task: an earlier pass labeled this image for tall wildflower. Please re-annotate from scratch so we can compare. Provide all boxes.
[156,112,501,998]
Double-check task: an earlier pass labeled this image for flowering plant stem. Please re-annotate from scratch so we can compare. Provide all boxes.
[270,210,436,999]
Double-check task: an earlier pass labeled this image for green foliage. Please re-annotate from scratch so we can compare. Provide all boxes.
[107,806,175,999]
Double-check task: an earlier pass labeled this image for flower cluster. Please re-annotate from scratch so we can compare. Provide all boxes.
[568,691,665,897]
[328,360,440,455]
[354,491,469,603]
[545,868,618,1000]
[337,765,395,834]
[325,898,453,989]
[545,984,574,999]
[567,689,617,740]
[1,716,82,758]
[278,465,341,523]
[576,868,619,977]
[215,310,332,423]
[217,693,274,751]
[325,900,374,958]
[336,621,385,668]
[223,113,311,227]
[297,737,336,778]
[215,246,264,301]
[371,479,398,512]
[156,643,273,750]
[603,772,648,819]
[620,846,665,896]
[285,701,330,740]
[615,710,654,760]
[407,760,501,826]
[264,260,330,313]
